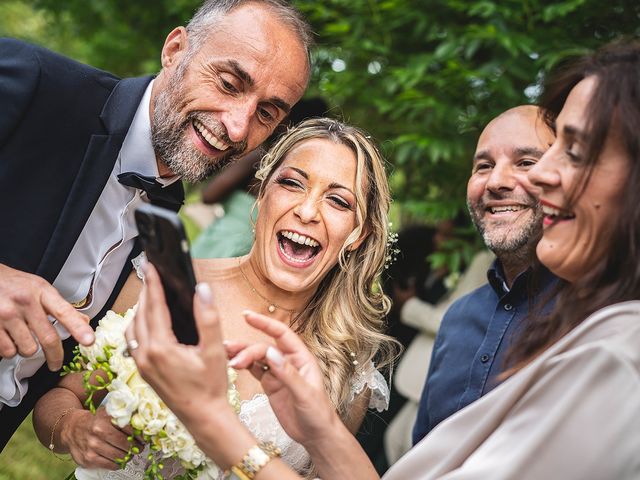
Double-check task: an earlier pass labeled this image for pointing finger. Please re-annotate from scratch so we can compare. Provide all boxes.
[41,287,93,346]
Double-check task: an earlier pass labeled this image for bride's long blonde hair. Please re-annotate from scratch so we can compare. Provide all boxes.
[255,118,398,422]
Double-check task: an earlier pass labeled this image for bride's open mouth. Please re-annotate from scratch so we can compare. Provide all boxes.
[277,230,322,266]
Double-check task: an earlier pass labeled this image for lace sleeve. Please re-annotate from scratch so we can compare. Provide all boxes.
[350,361,390,412]
[131,252,146,281]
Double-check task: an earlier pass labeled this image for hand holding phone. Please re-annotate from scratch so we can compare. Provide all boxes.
[134,204,199,345]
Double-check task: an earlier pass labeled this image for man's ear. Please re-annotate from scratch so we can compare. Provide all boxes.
[161,27,189,69]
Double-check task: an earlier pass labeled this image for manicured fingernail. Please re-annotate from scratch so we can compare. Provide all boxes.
[196,283,213,305]
[241,310,252,317]
[228,357,239,367]
[81,333,95,345]
[266,346,284,367]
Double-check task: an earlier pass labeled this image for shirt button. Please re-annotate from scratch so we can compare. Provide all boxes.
[480,354,490,363]
[504,303,513,311]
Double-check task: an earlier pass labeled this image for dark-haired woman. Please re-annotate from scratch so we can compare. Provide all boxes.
[126,39,640,480]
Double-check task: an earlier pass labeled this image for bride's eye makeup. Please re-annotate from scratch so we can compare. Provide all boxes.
[273,169,355,211]
[328,194,352,210]
[275,174,303,189]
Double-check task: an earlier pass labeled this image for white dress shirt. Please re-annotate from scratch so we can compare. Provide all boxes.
[0,80,179,409]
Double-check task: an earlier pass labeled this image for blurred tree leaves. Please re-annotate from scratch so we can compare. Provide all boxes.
[1,0,639,227]
[297,0,640,223]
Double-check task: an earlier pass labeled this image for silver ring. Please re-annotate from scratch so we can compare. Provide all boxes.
[262,364,270,372]
[127,339,140,352]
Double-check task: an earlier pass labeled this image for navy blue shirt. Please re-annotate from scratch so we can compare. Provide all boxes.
[412,261,556,444]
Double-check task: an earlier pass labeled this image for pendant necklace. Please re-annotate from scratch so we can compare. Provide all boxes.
[237,258,296,314]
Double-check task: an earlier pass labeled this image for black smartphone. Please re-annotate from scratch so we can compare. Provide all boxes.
[134,203,199,345]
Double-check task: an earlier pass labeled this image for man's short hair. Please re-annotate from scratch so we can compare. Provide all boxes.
[185,0,313,76]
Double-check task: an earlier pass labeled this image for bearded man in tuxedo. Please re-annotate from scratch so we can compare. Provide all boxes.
[0,0,311,451]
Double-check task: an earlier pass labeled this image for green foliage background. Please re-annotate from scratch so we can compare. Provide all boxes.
[2,0,638,223]
[0,0,639,475]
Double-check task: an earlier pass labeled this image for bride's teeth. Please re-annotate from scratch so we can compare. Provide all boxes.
[280,230,319,248]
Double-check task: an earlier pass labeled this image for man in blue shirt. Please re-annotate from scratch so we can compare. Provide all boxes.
[412,105,557,444]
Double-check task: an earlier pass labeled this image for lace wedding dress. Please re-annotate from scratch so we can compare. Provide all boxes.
[75,256,389,479]
[74,362,389,480]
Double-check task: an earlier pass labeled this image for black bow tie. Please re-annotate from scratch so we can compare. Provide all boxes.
[118,172,183,210]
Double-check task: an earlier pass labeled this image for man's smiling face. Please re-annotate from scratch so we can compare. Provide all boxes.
[150,3,309,181]
[466,106,555,254]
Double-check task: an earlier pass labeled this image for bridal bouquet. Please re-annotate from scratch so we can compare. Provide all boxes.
[64,308,241,480]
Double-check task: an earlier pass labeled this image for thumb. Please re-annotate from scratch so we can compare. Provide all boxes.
[193,283,224,361]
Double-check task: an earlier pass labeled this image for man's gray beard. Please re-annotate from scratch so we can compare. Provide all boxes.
[151,71,245,183]
[467,198,543,255]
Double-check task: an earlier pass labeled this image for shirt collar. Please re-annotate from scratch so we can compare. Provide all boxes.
[487,259,557,299]
[119,79,180,187]
[487,259,509,295]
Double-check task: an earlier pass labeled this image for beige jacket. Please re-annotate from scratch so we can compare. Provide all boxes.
[384,301,640,479]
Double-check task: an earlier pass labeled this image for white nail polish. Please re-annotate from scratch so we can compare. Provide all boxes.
[266,346,284,367]
[196,283,213,305]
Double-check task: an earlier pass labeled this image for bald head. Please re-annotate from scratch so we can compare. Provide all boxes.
[477,105,553,160]
[489,104,540,125]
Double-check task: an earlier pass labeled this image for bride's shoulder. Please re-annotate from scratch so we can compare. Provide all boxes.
[193,257,239,282]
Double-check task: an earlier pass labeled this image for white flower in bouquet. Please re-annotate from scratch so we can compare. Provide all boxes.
[196,461,223,480]
[64,308,242,479]
[104,378,139,428]
[158,414,190,455]
[108,349,137,383]
[80,310,127,362]
[177,439,207,470]
[134,386,169,436]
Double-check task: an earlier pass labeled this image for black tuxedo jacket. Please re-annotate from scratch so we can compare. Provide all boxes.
[0,38,184,450]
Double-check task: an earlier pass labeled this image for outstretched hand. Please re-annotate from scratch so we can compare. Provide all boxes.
[225,311,340,447]
[0,263,94,370]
